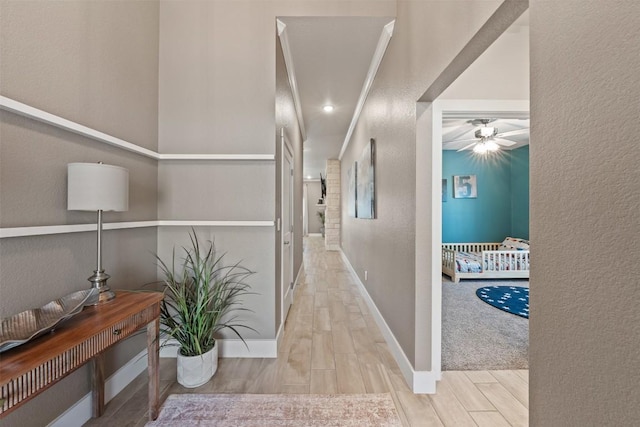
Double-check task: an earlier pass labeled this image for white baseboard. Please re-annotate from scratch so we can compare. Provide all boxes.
[159,338,278,358]
[307,233,322,237]
[220,339,277,358]
[294,263,304,286]
[339,249,439,393]
[48,348,148,427]
[276,320,285,351]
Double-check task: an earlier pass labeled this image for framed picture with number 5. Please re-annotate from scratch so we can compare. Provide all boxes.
[453,175,477,198]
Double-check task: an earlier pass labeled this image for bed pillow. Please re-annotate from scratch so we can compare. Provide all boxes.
[499,237,530,251]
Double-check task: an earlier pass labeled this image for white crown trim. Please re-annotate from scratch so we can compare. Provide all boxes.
[276,20,307,141]
[339,20,395,160]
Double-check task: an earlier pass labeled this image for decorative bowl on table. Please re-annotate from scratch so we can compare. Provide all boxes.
[0,288,99,353]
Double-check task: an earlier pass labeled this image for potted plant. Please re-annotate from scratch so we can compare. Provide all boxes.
[155,229,255,388]
[317,210,326,237]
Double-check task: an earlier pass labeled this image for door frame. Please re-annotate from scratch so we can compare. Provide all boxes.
[416,99,529,382]
[280,128,295,324]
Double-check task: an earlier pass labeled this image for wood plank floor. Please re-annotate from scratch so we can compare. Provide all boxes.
[84,236,528,426]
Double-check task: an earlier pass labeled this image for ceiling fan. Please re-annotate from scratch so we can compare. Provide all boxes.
[444,119,529,154]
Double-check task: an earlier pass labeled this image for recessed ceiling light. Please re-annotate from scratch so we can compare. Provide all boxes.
[323,105,334,113]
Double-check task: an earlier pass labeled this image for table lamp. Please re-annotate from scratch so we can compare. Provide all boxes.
[67,162,129,304]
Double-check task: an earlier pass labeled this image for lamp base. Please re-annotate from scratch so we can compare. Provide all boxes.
[88,270,116,304]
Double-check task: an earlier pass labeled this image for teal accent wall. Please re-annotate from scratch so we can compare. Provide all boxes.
[510,146,530,239]
[442,147,529,243]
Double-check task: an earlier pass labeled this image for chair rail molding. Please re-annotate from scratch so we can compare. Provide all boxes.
[0,96,275,161]
[159,154,274,160]
[0,220,275,239]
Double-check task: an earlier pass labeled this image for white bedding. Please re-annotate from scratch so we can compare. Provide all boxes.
[455,251,529,273]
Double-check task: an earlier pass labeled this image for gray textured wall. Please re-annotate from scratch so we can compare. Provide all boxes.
[157,0,394,340]
[158,0,282,340]
[340,0,501,368]
[0,1,159,426]
[156,227,275,338]
[530,1,640,425]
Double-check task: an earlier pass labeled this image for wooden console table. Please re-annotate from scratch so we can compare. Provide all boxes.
[0,291,164,421]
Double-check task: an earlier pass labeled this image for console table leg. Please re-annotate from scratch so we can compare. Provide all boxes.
[147,318,160,420]
[91,353,105,418]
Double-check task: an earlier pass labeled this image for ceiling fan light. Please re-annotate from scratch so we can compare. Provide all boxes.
[473,143,488,154]
[485,140,500,151]
[475,127,498,138]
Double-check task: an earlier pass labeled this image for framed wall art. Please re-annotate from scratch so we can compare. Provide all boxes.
[453,175,477,199]
[348,162,357,217]
[357,138,375,219]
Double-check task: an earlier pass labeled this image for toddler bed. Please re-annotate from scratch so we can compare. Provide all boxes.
[442,237,530,283]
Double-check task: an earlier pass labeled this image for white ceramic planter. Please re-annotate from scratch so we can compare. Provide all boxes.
[176,342,218,388]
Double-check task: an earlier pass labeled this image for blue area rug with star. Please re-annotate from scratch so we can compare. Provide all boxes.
[476,286,529,318]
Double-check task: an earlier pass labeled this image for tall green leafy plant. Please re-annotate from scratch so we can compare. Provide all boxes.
[155,230,255,357]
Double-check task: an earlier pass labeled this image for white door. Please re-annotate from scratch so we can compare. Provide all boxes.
[281,130,294,323]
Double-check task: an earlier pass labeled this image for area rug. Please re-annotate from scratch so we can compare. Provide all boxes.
[476,286,529,318]
[146,393,402,426]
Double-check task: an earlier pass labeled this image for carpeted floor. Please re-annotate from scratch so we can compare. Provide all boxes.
[146,393,402,426]
[442,277,529,371]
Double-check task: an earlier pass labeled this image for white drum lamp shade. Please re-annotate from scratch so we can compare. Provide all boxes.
[68,163,129,212]
[67,162,129,304]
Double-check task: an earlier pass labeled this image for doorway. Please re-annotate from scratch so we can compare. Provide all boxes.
[417,99,529,375]
[439,106,530,370]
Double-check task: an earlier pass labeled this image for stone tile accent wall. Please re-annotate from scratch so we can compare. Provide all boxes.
[325,159,341,250]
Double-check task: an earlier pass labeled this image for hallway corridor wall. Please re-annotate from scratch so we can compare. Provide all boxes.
[529,2,640,425]
[340,0,503,380]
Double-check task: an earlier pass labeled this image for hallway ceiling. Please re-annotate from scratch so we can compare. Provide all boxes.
[279,17,393,179]
[281,13,529,173]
